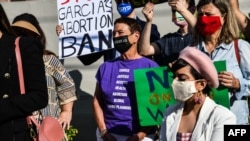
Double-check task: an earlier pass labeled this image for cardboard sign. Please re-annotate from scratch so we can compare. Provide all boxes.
[134,61,229,126]
[134,66,175,126]
[130,0,168,8]
[57,0,113,59]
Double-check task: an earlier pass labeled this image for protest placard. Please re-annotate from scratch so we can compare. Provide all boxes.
[130,0,168,8]
[57,0,113,59]
[134,60,228,126]
[134,66,175,126]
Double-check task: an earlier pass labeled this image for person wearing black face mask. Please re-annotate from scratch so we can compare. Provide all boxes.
[113,0,161,63]
[115,0,160,43]
[93,17,159,141]
[113,35,132,54]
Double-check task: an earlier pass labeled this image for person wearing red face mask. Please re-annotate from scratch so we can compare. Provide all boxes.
[182,0,250,125]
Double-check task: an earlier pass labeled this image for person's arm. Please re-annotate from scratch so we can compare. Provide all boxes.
[139,2,160,56]
[209,107,236,141]
[168,0,197,31]
[229,0,250,42]
[93,84,106,133]
[46,55,77,129]
[229,0,248,30]
[59,101,74,130]
[93,83,117,141]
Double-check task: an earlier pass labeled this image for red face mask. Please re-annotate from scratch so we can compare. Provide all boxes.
[197,16,222,36]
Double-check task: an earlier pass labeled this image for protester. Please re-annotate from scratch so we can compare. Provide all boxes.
[92,17,159,141]
[0,4,48,140]
[12,13,78,139]
[116,0,162,63]
[160,47,236,141]
[140,0,196,66]
[56,0,161,66]
[229,0,250,42]
[187,0,250,124]
[115,0,160,43]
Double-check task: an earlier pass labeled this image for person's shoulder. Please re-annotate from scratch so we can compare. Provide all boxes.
[140,56,159,66]
[19,36,39,43]
[19,36,42,49]
[18,36,43,53]
[164,102,182,116]
[236,38,250,52]
[238,38,250,46]
[161,32,181,38]
[98,58,119,68]
[44,54,60,62]
[151,23,158,28]
[213,104,236,122]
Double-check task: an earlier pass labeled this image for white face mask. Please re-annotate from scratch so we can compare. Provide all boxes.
[171,79,197,102]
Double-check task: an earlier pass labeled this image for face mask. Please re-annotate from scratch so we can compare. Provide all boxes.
[197,16,222,36]
[171,79,197,102]
[113,35,132,54]
[173,11,188,27]
[117,2,133,17]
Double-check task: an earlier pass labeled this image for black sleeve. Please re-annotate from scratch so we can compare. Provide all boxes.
[0,36,48,123]
[150,24,161,42]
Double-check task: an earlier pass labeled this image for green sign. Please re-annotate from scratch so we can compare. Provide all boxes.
[209,61,229,108]
[134,66,176,126]
[134,60,229,126]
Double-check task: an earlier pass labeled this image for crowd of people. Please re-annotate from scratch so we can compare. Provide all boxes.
[0,0,250,141]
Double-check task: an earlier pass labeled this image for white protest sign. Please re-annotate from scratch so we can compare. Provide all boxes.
[57,0,113,59]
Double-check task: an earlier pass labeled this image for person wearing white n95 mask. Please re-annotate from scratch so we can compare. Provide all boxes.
[160,47,236,141]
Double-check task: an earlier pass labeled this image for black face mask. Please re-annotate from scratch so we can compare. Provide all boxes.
[113,35,132,54]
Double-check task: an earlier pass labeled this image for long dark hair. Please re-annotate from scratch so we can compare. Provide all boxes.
[0,4,14,34]
[12,13,56,56]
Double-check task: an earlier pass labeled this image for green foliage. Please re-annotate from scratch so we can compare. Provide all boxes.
[65,125,78,141]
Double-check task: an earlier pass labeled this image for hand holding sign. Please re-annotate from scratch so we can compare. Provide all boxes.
[129,0,168,8]
[142,2,155,22]
[168,0,188,12]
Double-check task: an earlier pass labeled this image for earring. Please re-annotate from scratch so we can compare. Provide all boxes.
[194,91,203,104]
